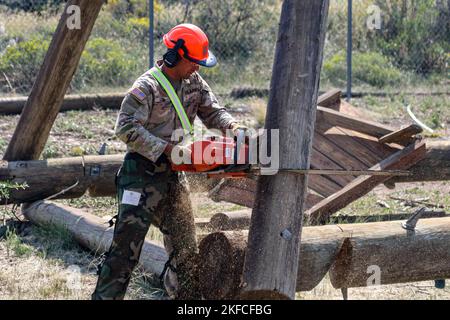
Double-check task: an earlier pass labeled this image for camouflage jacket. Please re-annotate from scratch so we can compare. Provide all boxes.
[114,61,237,162]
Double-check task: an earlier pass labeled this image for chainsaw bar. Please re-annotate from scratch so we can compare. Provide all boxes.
[203,166,411,177]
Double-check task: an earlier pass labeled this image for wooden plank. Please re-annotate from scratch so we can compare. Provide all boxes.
[313,132,368,170]
[317,89,341,110]
[333,126,401,159]
[322,127,381,167]
[208,178,324,209]
[241,0,330,300]
[308,175,343,197]
[316,106,395,139]
[310,148,356,186]
[379,124,423,145]
[306,141,427,225]
[3,0,105,161]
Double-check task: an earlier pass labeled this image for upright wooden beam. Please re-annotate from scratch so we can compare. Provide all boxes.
[240,0,330,300]
[3,0,105,161]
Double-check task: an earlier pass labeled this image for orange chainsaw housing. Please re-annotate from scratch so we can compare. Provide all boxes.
[171,136,249,173]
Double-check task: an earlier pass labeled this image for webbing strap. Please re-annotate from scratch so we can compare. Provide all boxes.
[149,67,193,136]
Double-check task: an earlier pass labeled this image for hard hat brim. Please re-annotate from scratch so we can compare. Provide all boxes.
[194,50,217,68]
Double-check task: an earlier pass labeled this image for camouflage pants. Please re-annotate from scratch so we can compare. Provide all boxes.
[91,152,200,300]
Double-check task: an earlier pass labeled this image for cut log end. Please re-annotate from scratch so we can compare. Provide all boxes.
[198,232,247,300]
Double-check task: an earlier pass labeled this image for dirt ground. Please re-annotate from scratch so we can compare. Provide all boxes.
[0,94,449,300]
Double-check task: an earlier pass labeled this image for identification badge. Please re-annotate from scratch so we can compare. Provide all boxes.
[121,190,141,206]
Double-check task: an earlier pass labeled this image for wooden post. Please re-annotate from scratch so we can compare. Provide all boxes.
[3,0,104,161]
[240,0,330,300]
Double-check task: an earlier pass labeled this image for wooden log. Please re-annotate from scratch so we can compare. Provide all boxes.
[3,0,105,161]
[199,216,450,298]
[0,155,123,204]
[208,210,252,231]
[0,88,338,116]
[0,154,215,204]
[198,209,447,231]
[241,0,330,300]
[315,106,395,140]
[199,228,345,299]
[21,201,167,275]
[0,93,125,115]
[1,141,447,205]
[329,217,450,288]
[388,140,450,183]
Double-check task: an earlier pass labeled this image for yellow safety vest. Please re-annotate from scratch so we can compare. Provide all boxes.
[149,67,194,136]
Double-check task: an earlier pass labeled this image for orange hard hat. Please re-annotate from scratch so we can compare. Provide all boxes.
[163,23,217,67]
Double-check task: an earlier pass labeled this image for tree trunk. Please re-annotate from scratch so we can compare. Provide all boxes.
[21,201,167,275]
[3,0,104,161]
[199,216,450,298]
[241,0,330,300]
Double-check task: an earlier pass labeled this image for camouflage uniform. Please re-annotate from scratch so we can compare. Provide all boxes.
[92,61,236,300]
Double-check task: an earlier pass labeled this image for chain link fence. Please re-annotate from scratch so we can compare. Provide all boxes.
[0,0,448,97]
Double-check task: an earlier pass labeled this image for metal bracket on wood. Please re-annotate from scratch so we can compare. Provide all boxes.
[402,207,426,232]
[90,165,101,177]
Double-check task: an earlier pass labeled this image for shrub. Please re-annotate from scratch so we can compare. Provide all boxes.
[0,36,50,93]
[323,51,403,87]
[73,37,141,90]
[371,0,450,75]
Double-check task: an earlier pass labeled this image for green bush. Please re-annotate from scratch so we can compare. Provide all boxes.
[73,37,141,89]
[323,51,403,88]
[0,36,50,93]
[371,0,450,75]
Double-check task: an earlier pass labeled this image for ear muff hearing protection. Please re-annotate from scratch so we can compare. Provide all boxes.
[163,39,186,68]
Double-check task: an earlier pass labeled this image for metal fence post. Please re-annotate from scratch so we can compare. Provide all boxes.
[346,0,352,101]
[149,0,154,69]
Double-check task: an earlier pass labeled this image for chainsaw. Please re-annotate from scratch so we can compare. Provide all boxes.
[171,132,411,179]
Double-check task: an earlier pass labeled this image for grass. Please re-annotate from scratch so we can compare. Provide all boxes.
[4,228,33,257]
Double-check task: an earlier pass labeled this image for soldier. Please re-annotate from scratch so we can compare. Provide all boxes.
[92,23,246,300]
